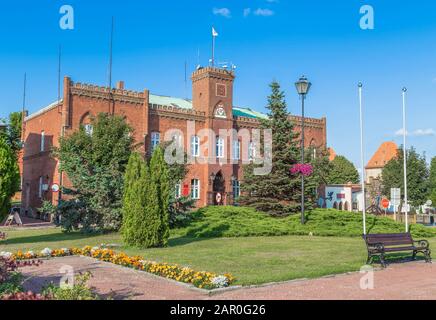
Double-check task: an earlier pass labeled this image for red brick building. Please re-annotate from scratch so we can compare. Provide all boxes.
[21,67,327,212]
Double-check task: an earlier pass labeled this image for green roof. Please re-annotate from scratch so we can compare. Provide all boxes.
[149,94,193,110]
[149,94,267,120]
[233,107,268,120]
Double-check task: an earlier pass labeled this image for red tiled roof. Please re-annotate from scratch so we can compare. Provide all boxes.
[366,141,399,169]
[328,147,337,161]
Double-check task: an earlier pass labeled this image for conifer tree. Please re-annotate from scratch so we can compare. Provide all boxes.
[150,147,170,247]
[121,152,143,245]
[136,162,161,248]
[240,81,301,216]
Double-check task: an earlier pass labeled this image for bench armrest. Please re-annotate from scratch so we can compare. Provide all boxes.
[414,240,430,249]
[367,242,385,253]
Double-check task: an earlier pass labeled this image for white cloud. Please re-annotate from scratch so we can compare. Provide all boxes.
[213,7,231,18]
[395,128,435,137]
[253,8,275,16]
[243,8,251,17]
[414,129,436,136]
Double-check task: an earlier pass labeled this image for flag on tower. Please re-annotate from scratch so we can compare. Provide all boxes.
[212,27,218,37]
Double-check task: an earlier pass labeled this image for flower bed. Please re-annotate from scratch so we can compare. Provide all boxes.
[2,247,236,290]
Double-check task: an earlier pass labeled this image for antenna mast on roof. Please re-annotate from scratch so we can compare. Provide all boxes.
[21,73,26,143]
[58,44,62,113]
[108,17,115,113]
[184,60,188,99]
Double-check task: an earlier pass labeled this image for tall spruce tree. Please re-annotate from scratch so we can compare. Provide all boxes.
[150,147,170,247]
[240,81,301,216]
[121,152,143,245]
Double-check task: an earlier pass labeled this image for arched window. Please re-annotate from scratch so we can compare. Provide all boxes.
[80,113,93,136]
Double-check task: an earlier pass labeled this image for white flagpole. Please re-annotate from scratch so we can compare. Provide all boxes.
[212,28,215,67]
[359,83,367,235]
[402,87,409,233]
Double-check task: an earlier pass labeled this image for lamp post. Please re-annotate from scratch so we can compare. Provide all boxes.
[295,76,312,225]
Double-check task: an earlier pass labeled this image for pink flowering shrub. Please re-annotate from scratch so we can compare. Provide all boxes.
[290,164,313,177]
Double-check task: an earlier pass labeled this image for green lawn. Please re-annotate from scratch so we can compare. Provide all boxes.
[1,227,433,285]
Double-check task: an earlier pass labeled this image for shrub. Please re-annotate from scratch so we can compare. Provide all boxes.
[177,207,436,239]
[122,148,171,248]
[42,272,99,300]
[0,257,42,297]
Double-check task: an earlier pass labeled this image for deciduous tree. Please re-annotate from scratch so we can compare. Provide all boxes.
[54,113,134,232]
[382,147,429,207]
[0,138,20,219]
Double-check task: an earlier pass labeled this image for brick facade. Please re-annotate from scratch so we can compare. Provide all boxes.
[21,67,327,211]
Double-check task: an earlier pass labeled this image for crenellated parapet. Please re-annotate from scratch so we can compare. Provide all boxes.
[150,104,206,121]
[70,82,145,104]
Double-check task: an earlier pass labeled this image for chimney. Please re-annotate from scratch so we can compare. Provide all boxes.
[116,81,125,90]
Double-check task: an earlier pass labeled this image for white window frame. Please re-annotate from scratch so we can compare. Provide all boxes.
[216,137,225,159]
[249,141,256,161]
[38,176,43,198]
[40,131,45,152]
[232,140,241,161]
[84,124,93,136]
[191,179,200,200]
[175,181,182,199]
[232,180,241,199]
[151,132,161,151]
[191,136,200,157]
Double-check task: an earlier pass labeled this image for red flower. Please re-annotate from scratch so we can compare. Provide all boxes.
[290,164,313,177]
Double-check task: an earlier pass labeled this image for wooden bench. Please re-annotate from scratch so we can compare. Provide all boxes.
[363,233,432,267]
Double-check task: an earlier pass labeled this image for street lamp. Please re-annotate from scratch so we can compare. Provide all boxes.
[295,76,312,225]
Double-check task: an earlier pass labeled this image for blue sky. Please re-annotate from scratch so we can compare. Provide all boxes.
[0,0,435,167]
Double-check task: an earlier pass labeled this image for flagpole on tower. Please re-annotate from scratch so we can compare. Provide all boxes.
[212,27,218,67]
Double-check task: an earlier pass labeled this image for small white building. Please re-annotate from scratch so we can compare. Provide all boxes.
[319,184,364,212]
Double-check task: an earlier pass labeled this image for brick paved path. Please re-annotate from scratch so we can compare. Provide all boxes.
[20,256,436,300]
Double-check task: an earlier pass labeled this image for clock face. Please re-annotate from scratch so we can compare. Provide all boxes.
[216,84,227,97]
[215,106,227,119]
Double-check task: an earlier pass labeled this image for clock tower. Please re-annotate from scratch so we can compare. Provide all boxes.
[191,66,236,205]
[191,66,235,119]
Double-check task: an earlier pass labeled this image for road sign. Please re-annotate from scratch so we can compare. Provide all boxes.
[51,184,60,193]
[390,188,401,208]
[381,198,390,209]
